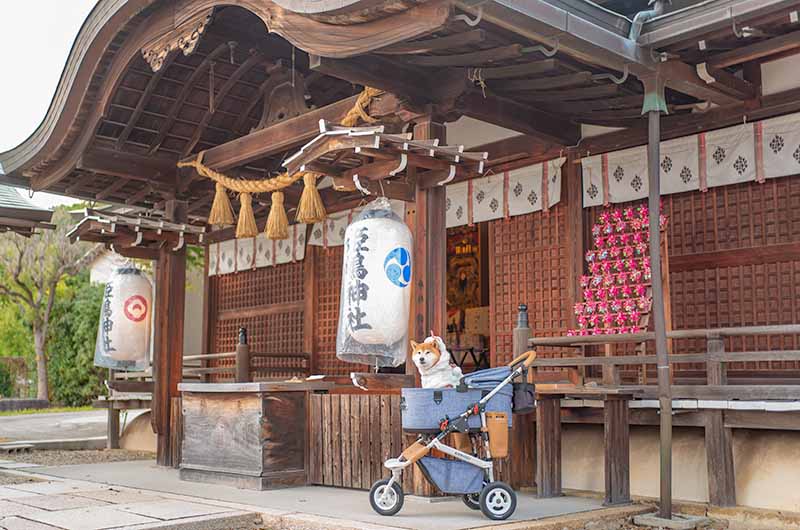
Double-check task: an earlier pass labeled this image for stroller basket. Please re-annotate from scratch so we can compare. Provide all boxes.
[401,366,514,433]
[417,456,484,494]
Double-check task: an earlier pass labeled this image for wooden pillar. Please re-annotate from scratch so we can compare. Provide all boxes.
[705,334,736,506]
[304,241,318,374]
[410,118,447,341]
[235,327,251,383]
[152,200,187,467]
[603,396,631,506]
[107,403,120,450]
[512,304,531,359]
[564,151,584,330]
[535,394,562,497]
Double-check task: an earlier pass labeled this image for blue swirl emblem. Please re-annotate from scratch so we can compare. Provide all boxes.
[384,247,411,287]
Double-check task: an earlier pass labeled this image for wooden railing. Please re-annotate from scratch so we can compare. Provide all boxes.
[514,303,800,401]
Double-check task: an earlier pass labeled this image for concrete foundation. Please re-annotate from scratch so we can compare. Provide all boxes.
[562,424,800,513]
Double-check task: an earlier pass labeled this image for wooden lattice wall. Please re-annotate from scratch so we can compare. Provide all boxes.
[489,203,571,366]
[313,246,358,376]
[585,175,800,381]
[208,261,308,380]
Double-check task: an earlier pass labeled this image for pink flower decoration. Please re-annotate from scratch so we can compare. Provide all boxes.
[599,212,610,224]
[610,246,621,258]
[608,286,620,298]
[637,298,651,311]
[622,246,634,258]
[592,225,601,236]
[589,314,600,327]
[622,285,633,298]
[603,314,614,327]
[590,263,601,275]
[603,274,614,287]
[615,313,627,326]
[619,233,630,245]
[567,329,576,336]
[623,207,635,220]
[583,288,594,301]
[630,270,642,282]
[602,261,613,273]
[595,236,605,248]
[610,301,622,312]
[611,209,623,222]
[635,285,648,297]
[599,249,609,260]
[623,299,636,312]
[615,221,627,233]
[636,243,648,256]
[638,205,648,219]
[580,275,590,287]
[629,311,641,323]
[633,232,644,244]
[617,273,628,285]
[578,315,588,328]
[604,223,614,235]
[607,234,617,246]
[598,302,609,314]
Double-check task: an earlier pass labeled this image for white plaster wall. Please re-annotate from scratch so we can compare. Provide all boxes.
[761,54,800,96]
[445,116,520,148]
[561,424,800,512]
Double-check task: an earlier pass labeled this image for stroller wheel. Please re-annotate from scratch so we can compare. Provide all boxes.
[479,481,517,520]
[462,493,481,510]
[369,478,404,516]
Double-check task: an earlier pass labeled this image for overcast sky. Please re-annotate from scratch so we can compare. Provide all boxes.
[0,0,98,209]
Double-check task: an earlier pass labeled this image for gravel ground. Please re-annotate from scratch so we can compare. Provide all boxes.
[0,471,45,485]
[581,517,727,530]
[4,449,154,467]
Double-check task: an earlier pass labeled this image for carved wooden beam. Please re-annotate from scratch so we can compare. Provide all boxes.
[376,30,487,55]
[141,8,214,72]
[78,144,177,183]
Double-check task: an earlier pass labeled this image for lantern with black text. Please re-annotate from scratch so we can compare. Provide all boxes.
[336,198,412,368]
[94,267,152,370]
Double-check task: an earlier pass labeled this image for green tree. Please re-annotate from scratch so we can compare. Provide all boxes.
[47,272,106,406]
[0,208,101,400]
[0,364,13,398]
[0,301,34,359]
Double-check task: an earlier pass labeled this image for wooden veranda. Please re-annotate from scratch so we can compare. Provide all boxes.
[3,0,800,519]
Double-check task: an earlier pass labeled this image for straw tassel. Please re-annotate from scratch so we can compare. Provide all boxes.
[208,182,235,226]
[235,192,259,239]
[266,191,289,240]
[296,173,327,224]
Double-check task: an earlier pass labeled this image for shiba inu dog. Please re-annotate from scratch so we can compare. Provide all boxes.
[410,335,463,388]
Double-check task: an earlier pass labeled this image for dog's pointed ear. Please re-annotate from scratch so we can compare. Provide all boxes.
[410,340,419,350]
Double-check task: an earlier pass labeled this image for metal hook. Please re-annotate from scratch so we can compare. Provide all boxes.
[522,39,559,58]
[389,153,407,176]
[454,7,482,27]
[437,165,457,186]
[173,226,186,252]
[353,174,371,195]
[593,64,629,85]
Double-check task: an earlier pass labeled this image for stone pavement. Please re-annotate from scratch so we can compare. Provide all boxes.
[0,411,147,443]
[0,462,260,530]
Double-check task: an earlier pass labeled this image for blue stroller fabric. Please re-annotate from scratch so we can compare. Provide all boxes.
[462,366,513,389]
[417,456,484,494]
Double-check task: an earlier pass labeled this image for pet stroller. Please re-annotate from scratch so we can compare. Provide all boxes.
[368,350,536,521]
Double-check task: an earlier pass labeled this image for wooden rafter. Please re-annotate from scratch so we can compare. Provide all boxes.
[95,177,130,201]
[495,72,594,92]
[478,59,560,79]
[117,51,178,149]
[79,143,177,183]
[181,52,269,157]
[148,42,233,154]
[403,44,524,67]
[708,30,800,68]
[376,30,487,55]
[516,84,620,102]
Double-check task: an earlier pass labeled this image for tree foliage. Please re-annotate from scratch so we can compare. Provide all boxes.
[47,272,106,407]
[0,208,101,399]
[0,364,13,398]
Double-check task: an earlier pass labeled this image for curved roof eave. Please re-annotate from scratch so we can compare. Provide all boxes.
[0,0,156,179]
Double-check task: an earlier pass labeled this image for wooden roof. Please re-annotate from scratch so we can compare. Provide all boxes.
[0,184,54,236]
[0,0,797,225]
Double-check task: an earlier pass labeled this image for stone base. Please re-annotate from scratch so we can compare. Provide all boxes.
[179,467,306,491]
[634,513,712,529]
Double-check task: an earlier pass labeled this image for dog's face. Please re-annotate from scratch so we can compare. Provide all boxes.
[410,340,442,373]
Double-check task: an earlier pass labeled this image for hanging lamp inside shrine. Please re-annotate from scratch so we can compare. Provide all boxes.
[94,267,152,371]
[336,197,412,368]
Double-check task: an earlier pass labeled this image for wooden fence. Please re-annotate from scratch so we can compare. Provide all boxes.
[307,393,535,493]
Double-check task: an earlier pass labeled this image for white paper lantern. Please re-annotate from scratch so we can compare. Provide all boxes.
[336,198,412,368]
[94,267,152,370]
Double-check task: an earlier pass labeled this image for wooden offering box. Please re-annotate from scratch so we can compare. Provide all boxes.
[178,381,334,490]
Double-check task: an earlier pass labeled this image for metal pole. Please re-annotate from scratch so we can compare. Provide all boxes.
[647,109,672,519]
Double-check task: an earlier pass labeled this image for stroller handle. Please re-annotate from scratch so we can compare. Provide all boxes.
[509,350,537,369]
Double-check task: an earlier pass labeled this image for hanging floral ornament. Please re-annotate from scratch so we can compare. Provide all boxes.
[94,267,152,371]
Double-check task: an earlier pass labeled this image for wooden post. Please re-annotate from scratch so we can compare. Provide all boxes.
[705,333,736,506]
[304,240,318,374]
[512,304,531,359]
[535,394,562,497]
[107,403,120,450]
[410,117,447,340]
[152,200,187,467]
[564,151,584,331]
[603,396,631,506]
[235,327,251,383]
